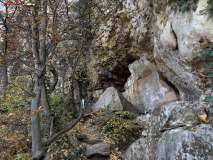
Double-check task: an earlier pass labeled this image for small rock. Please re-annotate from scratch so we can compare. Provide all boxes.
[68,135,80,147]
[85,142,111,158]
[142,130,147,137]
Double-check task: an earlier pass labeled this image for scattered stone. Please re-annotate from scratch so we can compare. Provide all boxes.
[85,142,111,158]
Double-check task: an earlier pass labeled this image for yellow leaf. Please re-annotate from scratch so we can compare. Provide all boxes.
[198,113,207,122]
[202,101,208,104]
[5,98,10,103]
[8,113,13,116]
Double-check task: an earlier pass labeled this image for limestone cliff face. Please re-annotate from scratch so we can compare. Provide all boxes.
[90,0,213,112]
[154,0,213,101]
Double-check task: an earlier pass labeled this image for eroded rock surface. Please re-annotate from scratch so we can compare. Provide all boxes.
[125,95,213,160]
[90,0,213,103]
[153,0,213,101]
[122,56,178,113]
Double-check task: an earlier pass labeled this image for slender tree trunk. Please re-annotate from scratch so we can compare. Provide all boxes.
[31,0,47,157]
[31,75,43,157]
[2,17,8,90]
[41,80,51,117]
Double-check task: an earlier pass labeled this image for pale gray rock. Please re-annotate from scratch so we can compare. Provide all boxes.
[136,114,151,123]
[125,138,147,160]
[156,124,213,160]
[154,0,213,101]
[85,142,111,158]
[125,98,213,160]
[123,57,178,112]
[93,87,139,114]
[70,131,88,139]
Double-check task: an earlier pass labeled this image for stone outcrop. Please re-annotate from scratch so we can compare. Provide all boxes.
[122,55,178,113]
[93,87,139,114]
[125,92,213,160]
[153,0,213,101]
[87,0,154,96]
[90,0,213,105]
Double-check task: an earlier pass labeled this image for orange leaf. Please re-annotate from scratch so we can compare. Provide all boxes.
[5,98,10,103]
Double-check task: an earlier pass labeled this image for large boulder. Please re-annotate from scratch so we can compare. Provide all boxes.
[123,56,178,113]
[125,93,213,160]
[125,138,147,160]
[93,87,139,114]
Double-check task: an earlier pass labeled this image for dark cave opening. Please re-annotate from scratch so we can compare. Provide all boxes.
[101,54,139,92]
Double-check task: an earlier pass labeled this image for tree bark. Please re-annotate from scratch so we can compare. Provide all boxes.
[31,0,47,157]
[31,76,43,157]
[41,80,51,117]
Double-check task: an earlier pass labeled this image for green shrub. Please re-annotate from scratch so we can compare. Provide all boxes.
[167,0,198,13]
[99,106,143,144]
[200,44,213,103]
[49,135,87,160]
[199,0,213,18]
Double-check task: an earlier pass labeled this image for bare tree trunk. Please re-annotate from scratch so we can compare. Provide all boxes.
[31,76,43,157]
[41,80,51,117]
[31,0,47,157]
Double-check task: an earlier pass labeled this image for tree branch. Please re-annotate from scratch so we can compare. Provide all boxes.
[49,64,58,93]
[33,85,83,159]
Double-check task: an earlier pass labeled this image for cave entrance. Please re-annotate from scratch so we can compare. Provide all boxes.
[101,54,139,92]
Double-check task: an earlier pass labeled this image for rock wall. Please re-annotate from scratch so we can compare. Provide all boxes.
[89,0,213,112]
[125,91,213,160]
[153,0,213,101]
